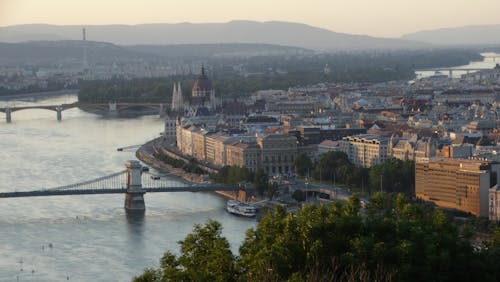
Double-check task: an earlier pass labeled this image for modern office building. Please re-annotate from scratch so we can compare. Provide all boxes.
[416,158,500,217]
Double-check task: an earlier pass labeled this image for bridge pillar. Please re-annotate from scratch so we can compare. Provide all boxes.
[159,103,165,117]
[56,106,62,121]
[108,101,118,114]
[5,108,11,123]
[124,160,146,210]
[448,69,452,78]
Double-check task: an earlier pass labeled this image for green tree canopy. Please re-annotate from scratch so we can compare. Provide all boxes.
[293,152,313,177]
[132,220,237,282]
[369,158,414,195]
[134,194,500,282]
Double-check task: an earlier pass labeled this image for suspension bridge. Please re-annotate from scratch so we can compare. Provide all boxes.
[0,160,242,210]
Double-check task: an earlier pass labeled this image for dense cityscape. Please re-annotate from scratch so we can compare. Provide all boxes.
[3,1,500,281]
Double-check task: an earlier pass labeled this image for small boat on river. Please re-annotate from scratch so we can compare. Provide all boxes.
[226,200,257,217]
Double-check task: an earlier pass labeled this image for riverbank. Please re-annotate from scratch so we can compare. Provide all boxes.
[136,137,241,200]
[0,89,77,100]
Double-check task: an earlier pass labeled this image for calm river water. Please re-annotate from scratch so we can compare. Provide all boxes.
[0,94,256,282]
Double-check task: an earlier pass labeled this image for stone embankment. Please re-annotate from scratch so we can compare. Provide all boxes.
[136,138,240,200]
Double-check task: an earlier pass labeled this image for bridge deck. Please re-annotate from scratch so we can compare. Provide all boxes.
[0,185,240,198]
[414,67,492,72]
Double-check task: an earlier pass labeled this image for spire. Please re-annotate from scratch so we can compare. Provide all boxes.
[177,81,182,96]
[171,82,177,112]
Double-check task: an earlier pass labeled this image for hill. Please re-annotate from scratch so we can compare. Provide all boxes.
[126,43,310,58]
[0,41,311,66]
[402,25,500,46]
[0,21,427,51]
[0,40,157,65]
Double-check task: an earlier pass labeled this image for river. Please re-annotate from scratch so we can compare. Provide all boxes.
[415,52,500,78]
[0,94,256,282]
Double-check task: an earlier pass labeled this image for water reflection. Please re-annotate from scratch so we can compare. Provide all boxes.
[126,209,146,246]
[126,210,145,228]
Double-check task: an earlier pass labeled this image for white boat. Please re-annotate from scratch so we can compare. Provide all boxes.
[226,200,257,217]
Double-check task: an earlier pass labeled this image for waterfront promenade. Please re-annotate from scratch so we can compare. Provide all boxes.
[136,138,243,200]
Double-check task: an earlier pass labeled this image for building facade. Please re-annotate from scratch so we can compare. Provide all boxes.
[257,134,297,175]
[339,134,389,167]
[415,158,500,217]
[226,141,261,172]
[175,122,298,174]
[489,185,500,221]
[163,115,177,145]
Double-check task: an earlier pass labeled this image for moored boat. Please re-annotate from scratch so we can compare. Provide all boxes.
[226,200,257,217]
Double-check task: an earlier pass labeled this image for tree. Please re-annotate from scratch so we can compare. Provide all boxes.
[211,165,254,185]
[313,151,354,184]
[134,194,500,282]
[132,220,237,282]
[254,169,269,196]
[292,189,306,202]
[369,158,414,195]
[294,152,313,177]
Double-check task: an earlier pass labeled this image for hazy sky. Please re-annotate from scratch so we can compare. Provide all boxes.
[1,0,500,37]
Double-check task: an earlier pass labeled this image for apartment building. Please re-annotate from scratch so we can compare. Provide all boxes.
[339,134,389,167]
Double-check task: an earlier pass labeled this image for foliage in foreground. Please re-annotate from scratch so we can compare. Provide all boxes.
[133,194,500,282]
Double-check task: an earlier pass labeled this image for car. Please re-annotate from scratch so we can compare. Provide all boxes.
[150,175,160,180]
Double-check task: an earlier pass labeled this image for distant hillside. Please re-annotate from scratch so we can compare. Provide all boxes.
[0,41,157,65]
[126,43,310,58]
[0,41,310,66]
[0,21,428,51]
[402,25,500,45]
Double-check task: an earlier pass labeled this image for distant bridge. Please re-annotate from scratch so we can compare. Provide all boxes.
[0,102,167,123]
[414,67,493,78]
[0,160,242,211]
[483,55,499,62]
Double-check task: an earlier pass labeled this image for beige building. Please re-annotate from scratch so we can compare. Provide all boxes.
[389,135,436,162]
[226,141,261,172]
[416,158,500,217]
[258,134,297,175]
[340,134,389,167]
[204,132,220,165]
[205,132,231,167]
[175,122,299,174]
[177,125,197,156]
[489,185,500,221]
[192,129,209,161]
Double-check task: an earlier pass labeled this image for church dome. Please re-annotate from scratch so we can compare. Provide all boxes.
[192,66,213,97]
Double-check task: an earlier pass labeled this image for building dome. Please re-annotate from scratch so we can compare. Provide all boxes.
[192,66,213,97]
